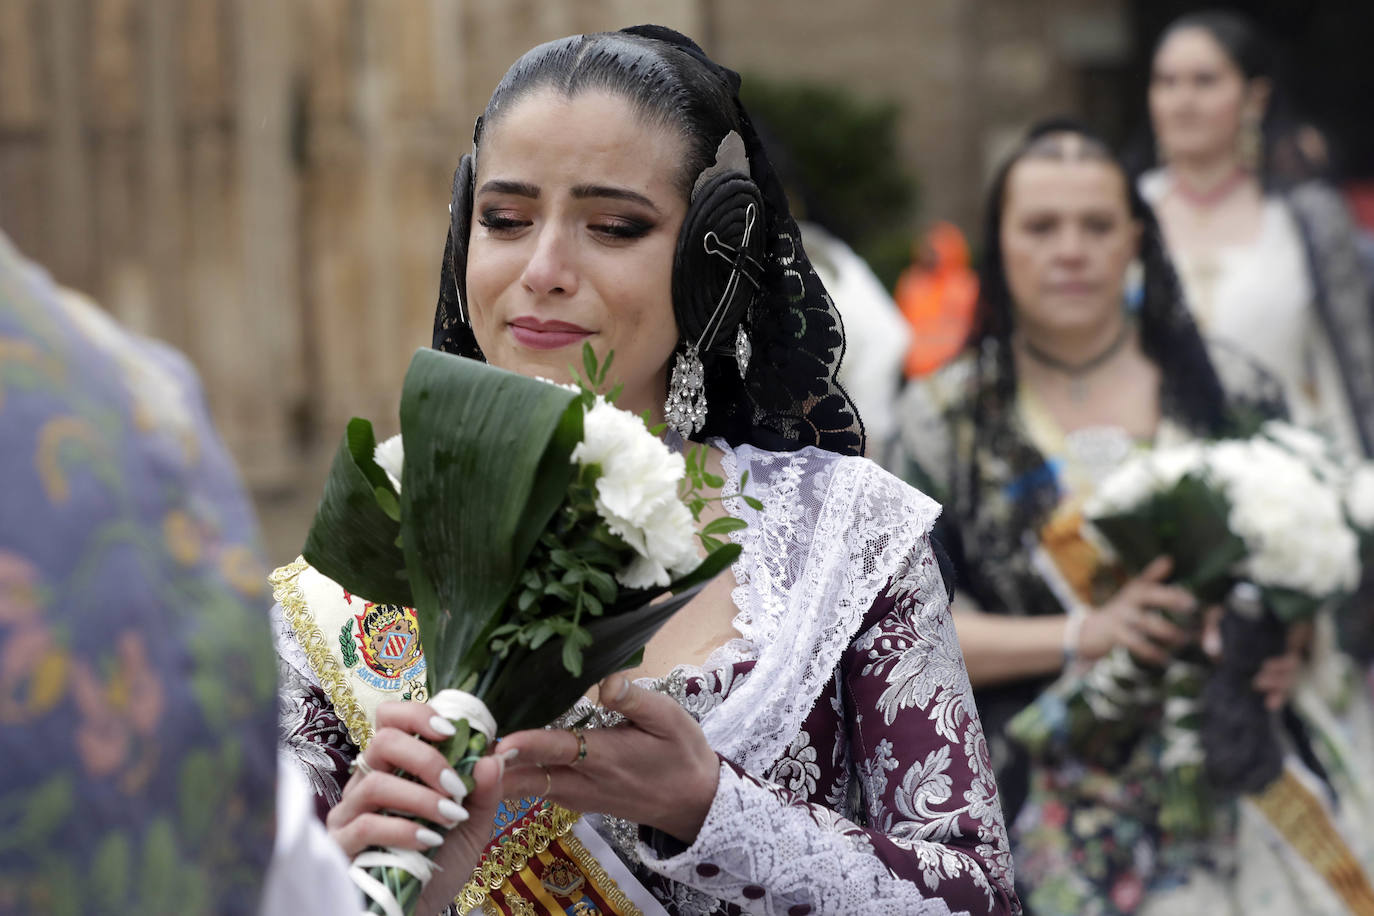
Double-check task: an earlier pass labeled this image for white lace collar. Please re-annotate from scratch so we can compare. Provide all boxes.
[662,441,941,774]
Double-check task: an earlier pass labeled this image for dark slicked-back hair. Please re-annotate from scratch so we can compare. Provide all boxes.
[477,32,742,199]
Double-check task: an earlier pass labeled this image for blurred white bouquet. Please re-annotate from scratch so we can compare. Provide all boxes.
[1013,420,1363,837]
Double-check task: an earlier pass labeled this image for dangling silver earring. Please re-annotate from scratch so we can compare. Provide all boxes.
[735,324,751,378]
[664,190,762,439]
[665,345,707,439]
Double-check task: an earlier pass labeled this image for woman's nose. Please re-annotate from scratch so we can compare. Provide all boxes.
[520,226,578,297]
[1051,227,1090,263]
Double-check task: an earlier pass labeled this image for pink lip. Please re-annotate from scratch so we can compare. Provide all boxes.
[508,316,594,350]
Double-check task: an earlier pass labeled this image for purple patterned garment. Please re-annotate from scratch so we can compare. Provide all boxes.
[278,545,1019,915]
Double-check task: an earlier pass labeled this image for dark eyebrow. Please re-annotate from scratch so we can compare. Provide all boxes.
[570,184,660,213]
[477,179,540,198]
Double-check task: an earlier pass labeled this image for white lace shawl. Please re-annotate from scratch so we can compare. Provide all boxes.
[625,444,989,916]
[700,443,943,774]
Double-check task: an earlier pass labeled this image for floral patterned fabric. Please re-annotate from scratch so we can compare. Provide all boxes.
[0,233,278,913]
[275,446,1020,916]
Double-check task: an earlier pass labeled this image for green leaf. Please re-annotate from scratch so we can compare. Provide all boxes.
[545,581,575,604]
[374,486,401,522]
[1264,586,1323,623]
[484,583,708,731]
[700,535,723,552]
[517,589,539,613]
[583,567,618,603]
[397,350,582,694]
[527,620,556,650]
[702,472,725,489]
[582,343,598,388]
[670,542,741,593]
[598,349,614,386]
[743,495,764,511]
[608,382,624,405]
[561,626,594,677]
[739,470,750,488]
[581,591,603,617]
[701,516,748,536]
[302,418,411,606]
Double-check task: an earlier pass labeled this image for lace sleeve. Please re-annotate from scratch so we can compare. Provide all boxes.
[272,603,359,819]
[637,540,1019,916]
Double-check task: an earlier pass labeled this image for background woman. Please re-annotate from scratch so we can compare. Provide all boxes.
[897,120,1374,915]
[1141,9,1374,460]
[273,27,1018,916]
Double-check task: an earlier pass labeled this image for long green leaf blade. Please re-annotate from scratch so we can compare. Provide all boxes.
[302,418,411,606]
[398,350,582,694]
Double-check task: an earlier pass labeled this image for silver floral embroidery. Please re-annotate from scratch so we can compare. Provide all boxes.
[766,728,822,796]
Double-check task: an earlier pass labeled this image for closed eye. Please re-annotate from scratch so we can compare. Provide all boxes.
[590,218,653,241]
[477,212,529,235]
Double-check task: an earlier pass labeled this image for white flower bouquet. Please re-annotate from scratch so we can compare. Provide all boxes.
[1010,421,1361,837]
[302,345,753,914]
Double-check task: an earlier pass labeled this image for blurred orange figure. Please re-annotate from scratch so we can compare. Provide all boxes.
[895,221,979,377]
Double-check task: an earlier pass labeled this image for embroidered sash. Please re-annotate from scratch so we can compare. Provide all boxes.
[269,560,663,915]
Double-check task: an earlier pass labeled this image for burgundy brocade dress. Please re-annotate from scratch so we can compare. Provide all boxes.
[275,446,1020,915]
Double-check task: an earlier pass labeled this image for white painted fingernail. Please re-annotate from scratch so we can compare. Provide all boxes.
[429,715,456,737]
[440,768,467,800]
[438,798,469,825]
[416,827,444,848]
[497,748,520,762]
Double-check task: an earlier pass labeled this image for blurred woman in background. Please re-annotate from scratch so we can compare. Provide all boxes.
[897,120,1374,915]
[1141,9,1374,460]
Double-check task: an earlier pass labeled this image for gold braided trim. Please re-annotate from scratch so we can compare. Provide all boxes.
[454,803,581,913]
[269,559,376,748]
[1252,768,1374,916]
[560,828,646,916]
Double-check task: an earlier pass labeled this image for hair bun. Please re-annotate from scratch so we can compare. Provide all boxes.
[672,171,766,358]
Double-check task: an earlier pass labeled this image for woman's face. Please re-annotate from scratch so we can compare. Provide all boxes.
[1000,156,1141,338]
[1149,27,1259,164]
[466,89,688,420]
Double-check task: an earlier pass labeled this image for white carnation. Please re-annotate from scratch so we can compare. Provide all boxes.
[373,434,404,493]
[1261,420,1349,483]
[1347,464,1374,532]
[570,398,697,587]
[1085,443,1205,519]
[1207,438,1360,596]
[617,500,700,589]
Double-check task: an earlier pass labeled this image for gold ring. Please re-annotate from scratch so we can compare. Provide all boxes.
[542,766,553,798]
[566,727,588,767]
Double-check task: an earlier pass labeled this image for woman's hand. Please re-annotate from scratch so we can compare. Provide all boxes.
[325,701,508,913]
[498,674,721,844]
[1078,557,1199,664]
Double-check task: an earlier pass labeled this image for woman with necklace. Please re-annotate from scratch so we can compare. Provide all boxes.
[1140,9,1374,460]
[897,120,1374,915]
